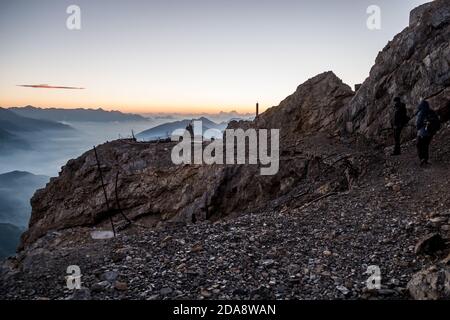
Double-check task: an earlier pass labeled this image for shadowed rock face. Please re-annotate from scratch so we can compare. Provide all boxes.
[344,0,450,142]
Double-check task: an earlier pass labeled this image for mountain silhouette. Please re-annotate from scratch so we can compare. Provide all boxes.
[0,107,73,132]
[10,106,147,122]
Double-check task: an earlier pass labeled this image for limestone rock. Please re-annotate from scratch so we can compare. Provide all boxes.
[255,71,354,140]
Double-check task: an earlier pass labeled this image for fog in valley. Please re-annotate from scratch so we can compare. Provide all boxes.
[1,118,175,177]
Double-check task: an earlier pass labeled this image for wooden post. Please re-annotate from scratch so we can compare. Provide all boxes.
[256,102,259,117]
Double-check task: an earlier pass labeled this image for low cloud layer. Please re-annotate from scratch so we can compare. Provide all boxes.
[17,84,85,90]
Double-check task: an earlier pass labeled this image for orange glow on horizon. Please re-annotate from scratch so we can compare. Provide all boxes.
[0,88,271,114]
[0,98,263,115]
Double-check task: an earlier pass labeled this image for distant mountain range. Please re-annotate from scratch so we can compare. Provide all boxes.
[10,106,147,122]
[136,117,227,141]
[0,108,74,153]
[140,111,254,123]
[0,107,73,132]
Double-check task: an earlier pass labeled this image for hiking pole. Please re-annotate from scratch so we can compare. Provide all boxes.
[93,146,116,237]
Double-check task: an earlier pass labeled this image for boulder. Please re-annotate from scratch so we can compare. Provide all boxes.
[407,265,450,300]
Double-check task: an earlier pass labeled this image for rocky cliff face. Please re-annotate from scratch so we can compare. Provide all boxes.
[345,0,450,141]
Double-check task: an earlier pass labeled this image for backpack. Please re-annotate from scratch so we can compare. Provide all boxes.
[425,110,441,135]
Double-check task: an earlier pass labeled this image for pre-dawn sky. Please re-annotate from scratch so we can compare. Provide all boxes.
[0,0,430,113]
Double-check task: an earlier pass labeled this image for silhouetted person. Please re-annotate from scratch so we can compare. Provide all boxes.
[416,100,440,166]
[391,97,408,156]
[186,121,194,138]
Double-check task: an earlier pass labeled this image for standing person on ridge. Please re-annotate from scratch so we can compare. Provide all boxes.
[391,96,409,156]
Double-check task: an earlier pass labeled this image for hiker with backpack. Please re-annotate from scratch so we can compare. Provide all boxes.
[391,97,409,156]
[416,100,441,166]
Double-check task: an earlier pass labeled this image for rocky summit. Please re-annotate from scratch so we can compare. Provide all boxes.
[255,71,355,139]
[1,0,450,300]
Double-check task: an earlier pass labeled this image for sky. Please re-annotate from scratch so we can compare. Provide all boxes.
[0,0,431,114]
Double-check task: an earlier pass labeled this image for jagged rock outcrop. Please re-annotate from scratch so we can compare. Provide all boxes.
[254,72,354,140]
[344,0,450,141]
